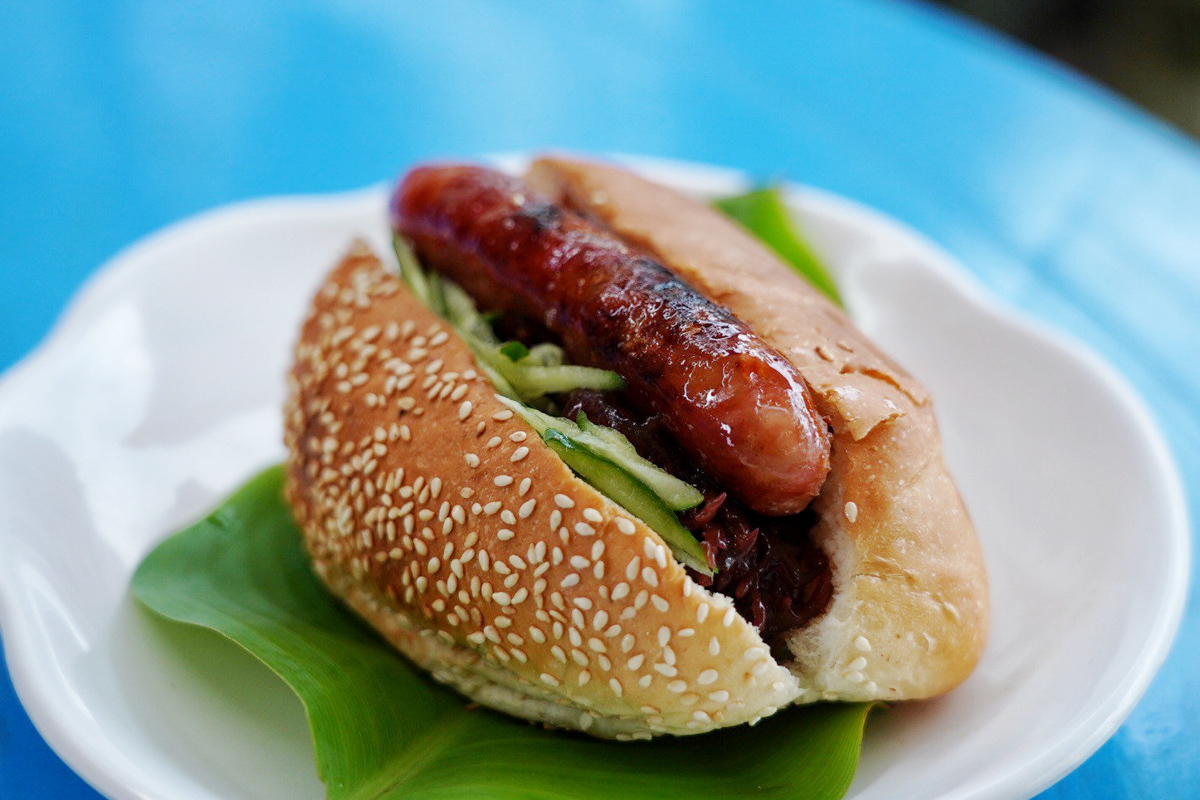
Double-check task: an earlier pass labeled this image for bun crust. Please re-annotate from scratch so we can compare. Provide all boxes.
[284,159,988,738]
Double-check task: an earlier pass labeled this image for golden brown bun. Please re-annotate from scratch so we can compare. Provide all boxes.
[284,158,988,738]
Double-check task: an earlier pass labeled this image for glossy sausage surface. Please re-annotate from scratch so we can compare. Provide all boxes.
[392,165,831,516]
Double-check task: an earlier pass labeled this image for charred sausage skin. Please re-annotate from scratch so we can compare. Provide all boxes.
[392,165,831,516]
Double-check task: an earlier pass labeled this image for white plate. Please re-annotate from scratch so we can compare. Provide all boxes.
[0,156,1188,800]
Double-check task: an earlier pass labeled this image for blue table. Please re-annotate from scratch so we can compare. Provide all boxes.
[2,1,1197,797]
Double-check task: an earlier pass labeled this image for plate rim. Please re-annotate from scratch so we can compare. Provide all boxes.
[0,155,1189,800]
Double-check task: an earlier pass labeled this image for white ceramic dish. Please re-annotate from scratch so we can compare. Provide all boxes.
[0,156,1188,800]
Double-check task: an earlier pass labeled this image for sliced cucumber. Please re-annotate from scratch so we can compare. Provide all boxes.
[497,397,704,512]
[393,235,438,311]
[504,363,625,397]
[542,430,712,576]
[522,343,565,367]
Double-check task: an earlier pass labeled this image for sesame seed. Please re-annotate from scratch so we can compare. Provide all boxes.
[650,595,669,612]
[611,583,630,600]
[574,522,596,536]
[494,475,514,487]
[608,678,624,698]
[641,567,659,587]
[554,494,575,509]
[845,671,865,684]
[495,616,513,628]
[518,477,532,496]
[549,510,562,530]
[625,557,641,581]
[561,573,580,588]
[627,654,645,670]
[486,436,502,448]
[539,673,560,687]
[855,636,872,653]
[492,591,512,606]
[697,669,719,685]
[615,518,636,535]
[723,608,736,627]
[678,628,694,637]
[569,555,590,570]
[568,628,583,647]
[696,604,710,623]
[708,690,730,702]
[492,409,514,421]
[621,634,635,653]
[458,401,474,420]
[848,656,868,671]
[551,646,566,663]
[844,501,858,523]
[654,663,678,677]
[579,508,602,525]
[666,680,687,693]
[518,499,537,519]
[510,446,530,463]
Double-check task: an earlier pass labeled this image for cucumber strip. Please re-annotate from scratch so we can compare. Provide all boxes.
[503,364,626,397]
[497,397,704,512]
[522,343,565,367]
[542,430,712,576]
[393,235,436,309]
[576,412,640,457]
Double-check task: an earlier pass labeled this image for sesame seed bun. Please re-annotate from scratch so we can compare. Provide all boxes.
[284,159,988,739]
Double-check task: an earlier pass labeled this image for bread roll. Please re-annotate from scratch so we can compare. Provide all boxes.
[283,157,988,739]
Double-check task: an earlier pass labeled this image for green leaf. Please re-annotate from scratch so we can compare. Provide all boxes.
[500,341,532,362]
[133,467,872,800]
[713,187,843,307]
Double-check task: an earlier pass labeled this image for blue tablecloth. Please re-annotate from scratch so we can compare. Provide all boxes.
[2,1,1197,797]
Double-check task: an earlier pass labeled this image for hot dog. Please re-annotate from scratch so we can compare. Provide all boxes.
[284,156,988,739]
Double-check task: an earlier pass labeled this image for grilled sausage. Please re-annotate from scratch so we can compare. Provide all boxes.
[391,165,831,515]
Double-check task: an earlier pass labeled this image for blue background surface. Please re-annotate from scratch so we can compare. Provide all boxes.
[2,1,1198,797]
